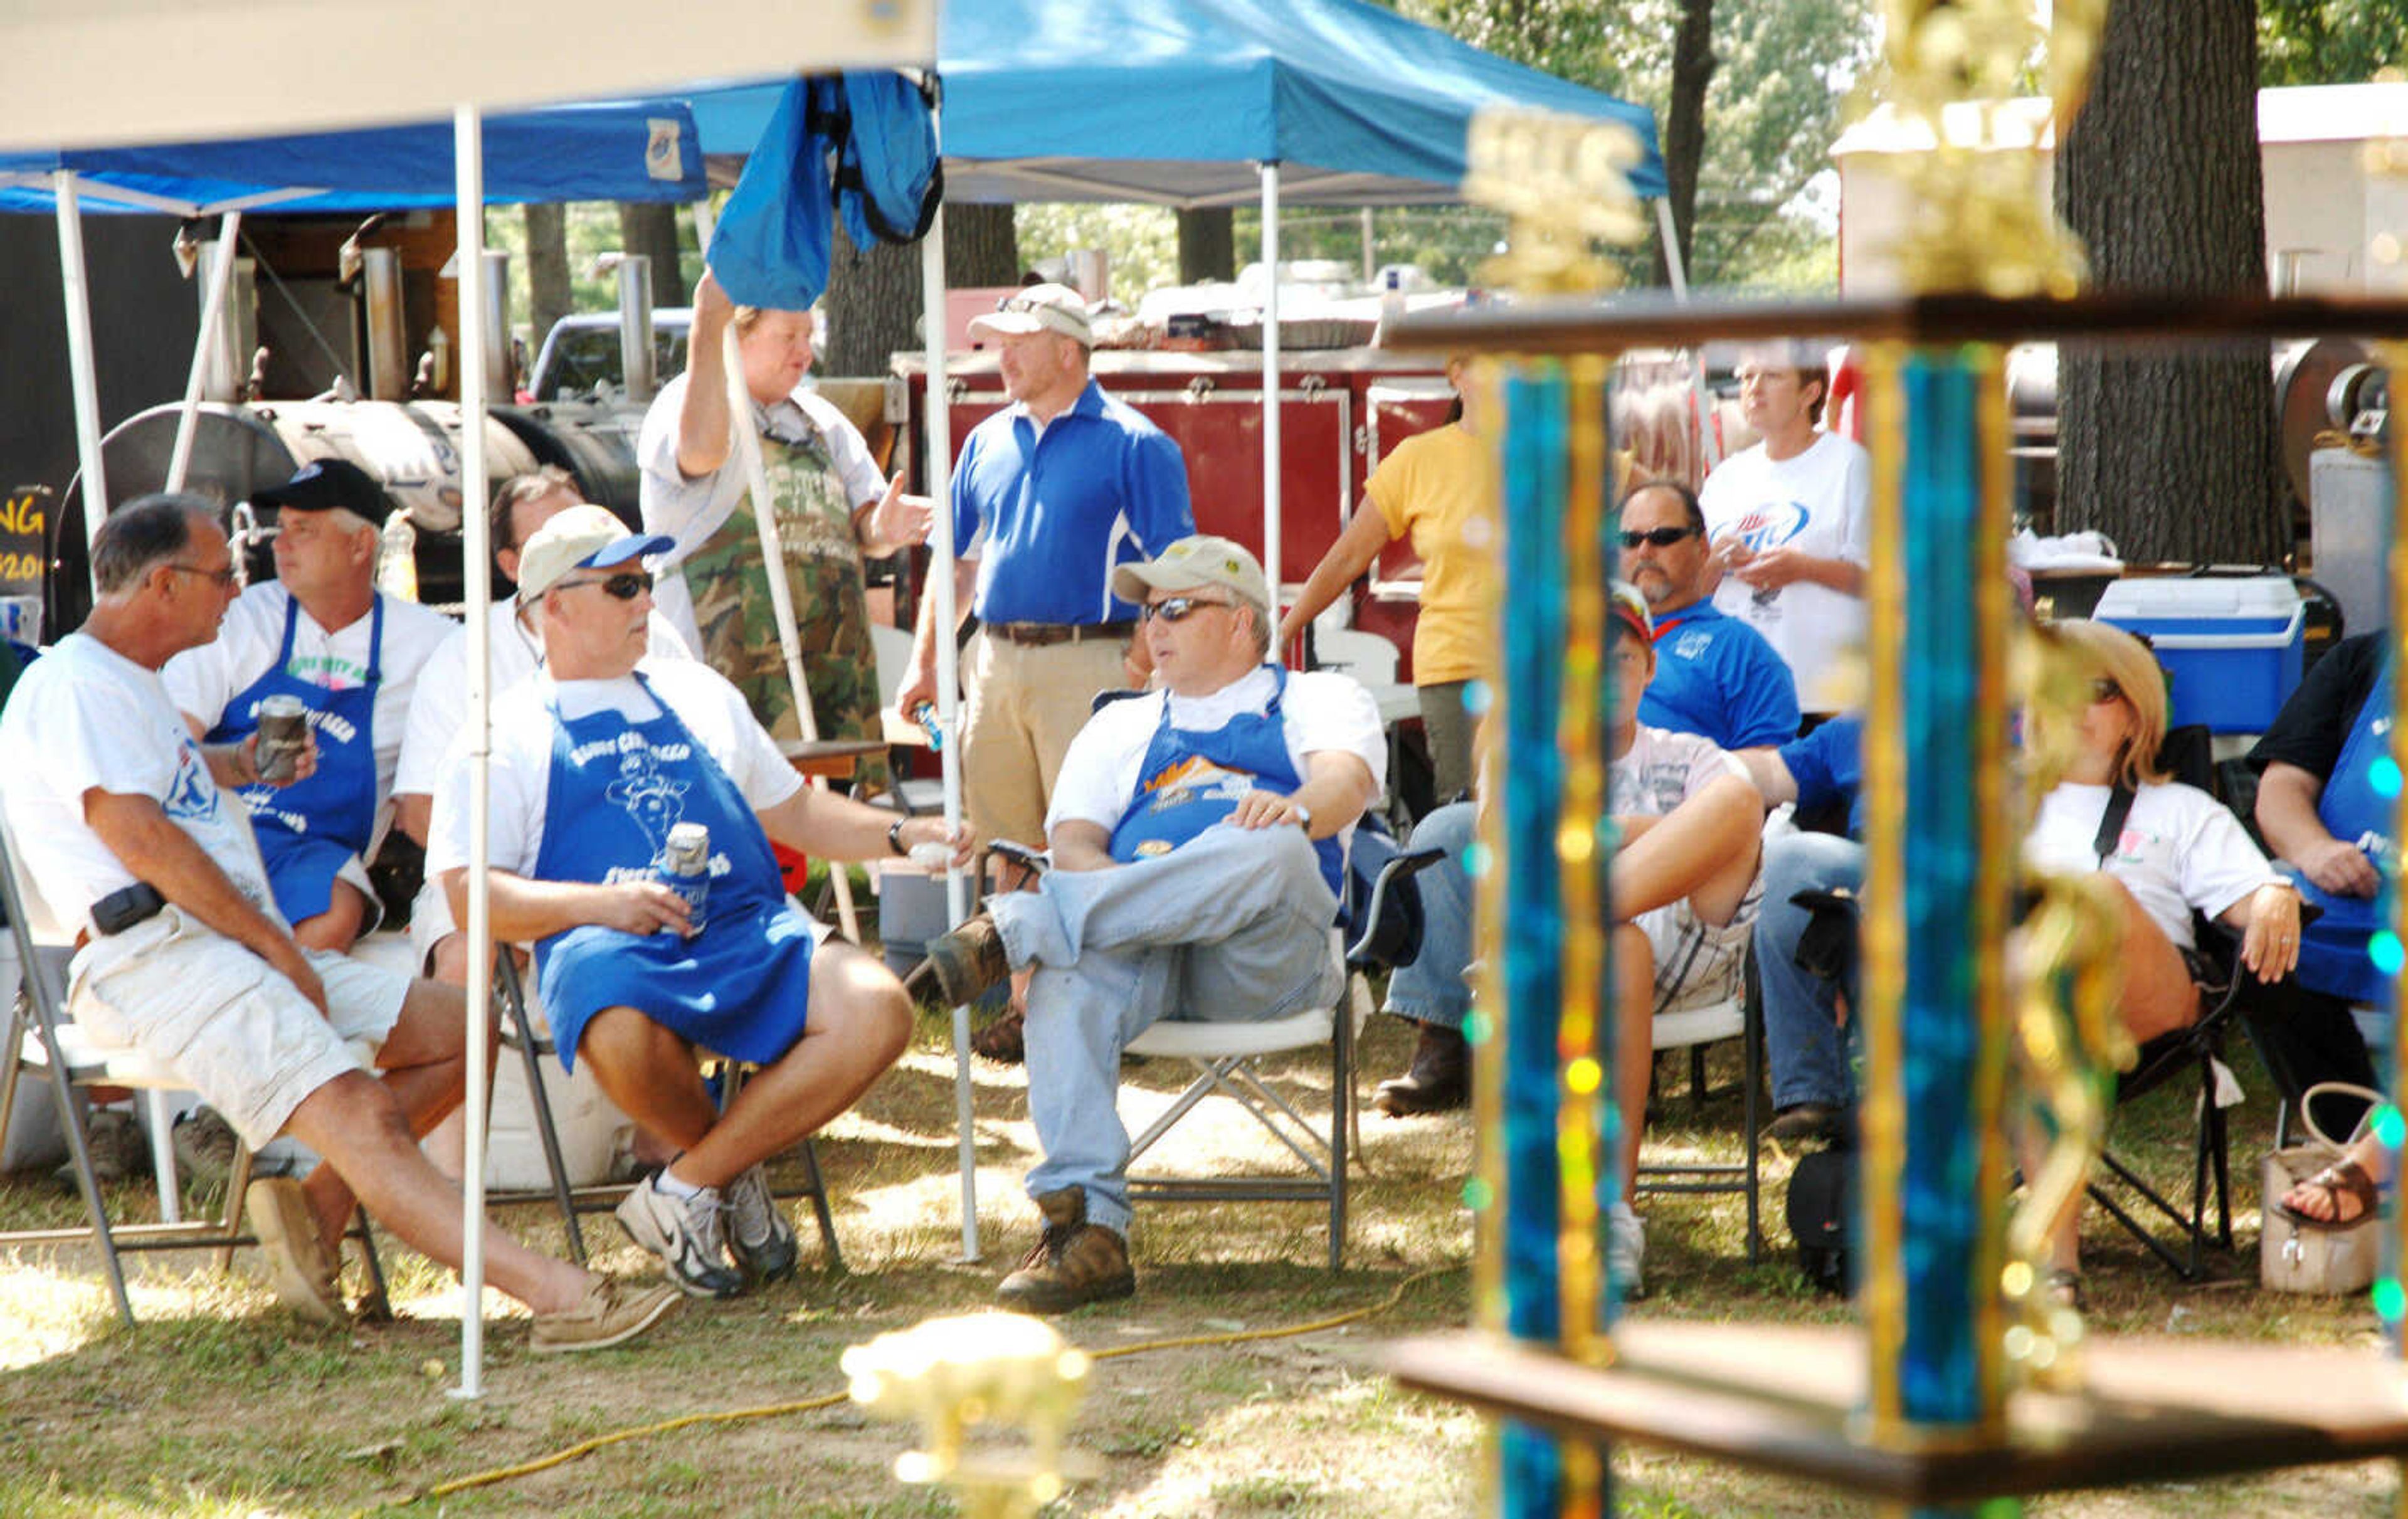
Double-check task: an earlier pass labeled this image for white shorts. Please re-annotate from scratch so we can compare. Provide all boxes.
[408,876,454,974]
[68,906,409,1149]
[1639,877,1761,1017]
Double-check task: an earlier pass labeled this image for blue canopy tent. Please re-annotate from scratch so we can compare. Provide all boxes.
[678,0,1667,596]
[0,101,705,216]
[4,98,707,588]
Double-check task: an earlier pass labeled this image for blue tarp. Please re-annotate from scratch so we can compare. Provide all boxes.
[0,100,705,216]
[684,0,1663,207]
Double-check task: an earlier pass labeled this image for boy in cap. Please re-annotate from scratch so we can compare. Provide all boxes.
[906,535,1385,1312]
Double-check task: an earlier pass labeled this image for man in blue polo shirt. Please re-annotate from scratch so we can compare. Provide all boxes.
[1736,716,1863,1139]
[1624,479,1799,750]
[895,285,1195,856]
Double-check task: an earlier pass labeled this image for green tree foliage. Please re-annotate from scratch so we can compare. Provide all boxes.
[2256,0,2405,85]
[1388,0,1876,291]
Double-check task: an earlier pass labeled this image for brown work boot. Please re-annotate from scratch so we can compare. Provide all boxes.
[996,1187,1134,1314]
[904,913,1012,1008]
[1373,1022,1469,1116]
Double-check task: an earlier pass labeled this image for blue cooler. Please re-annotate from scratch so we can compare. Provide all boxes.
[2091,576,2305,734]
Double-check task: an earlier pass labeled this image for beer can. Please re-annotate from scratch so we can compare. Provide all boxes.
[658,822,710,936]
[255,694,309,784]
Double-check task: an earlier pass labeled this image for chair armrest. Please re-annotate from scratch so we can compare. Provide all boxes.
[1343,846,1447,968]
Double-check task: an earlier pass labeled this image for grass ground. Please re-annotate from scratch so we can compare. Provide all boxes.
[0,993,2396,1517]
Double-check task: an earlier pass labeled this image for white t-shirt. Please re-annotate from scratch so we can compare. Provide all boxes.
[161,581,459,817]
[2025,780,2282,951]
[1611,722,1748,820]
[392,598,693,800]
[637,374,889,648]
[0,633,277,933]
[426,659,803,883]
[1699,430,1871,706]
[1047,667,1387,848]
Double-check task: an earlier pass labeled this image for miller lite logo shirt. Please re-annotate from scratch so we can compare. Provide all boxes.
[1699,430,1871,707]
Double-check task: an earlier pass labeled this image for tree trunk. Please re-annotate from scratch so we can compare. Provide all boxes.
[616,201,688,307]
[1651,0,1714,289]
[1178,208,1237,283]
[524,203,573,352]
[2054,0,2283,565]
[819,204,1019,377]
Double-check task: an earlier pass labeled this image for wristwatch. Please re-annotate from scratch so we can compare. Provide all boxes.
[887,818,911,857]
[1292,802,1312,830]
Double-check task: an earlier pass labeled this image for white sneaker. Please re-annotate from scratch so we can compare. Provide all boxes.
[723,1164,799,1284]
[614,1173,742,1298]
[1607,1201,1645,1299]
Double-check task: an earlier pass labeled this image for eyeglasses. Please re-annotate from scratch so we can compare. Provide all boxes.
[1141,595,1233,625]
[2089,677,2124,704]
[1619,526,1700,550]
[554,569,652,601]
[164,563,240,588]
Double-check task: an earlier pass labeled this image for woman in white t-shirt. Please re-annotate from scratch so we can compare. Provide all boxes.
[2025,620,2302,1047]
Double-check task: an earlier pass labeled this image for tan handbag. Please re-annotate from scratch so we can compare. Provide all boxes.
[2259,1082,2383,1296]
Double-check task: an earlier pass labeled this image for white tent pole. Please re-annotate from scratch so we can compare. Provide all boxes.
[54,172,108,577]
[920,179,979,1266]
[1259,161,1282,637]
[690,196,716,259]
[721,325,865,943]
[166,209,243,494]
[452,103,493,1404]
[1654,197,1690,300]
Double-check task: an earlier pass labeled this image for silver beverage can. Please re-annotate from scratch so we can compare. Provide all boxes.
[658,822,710,936]
[255,694,310,784]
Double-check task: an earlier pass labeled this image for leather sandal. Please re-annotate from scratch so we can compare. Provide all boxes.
[971,1005,1025,1064]
[2278,1158,2382,1232]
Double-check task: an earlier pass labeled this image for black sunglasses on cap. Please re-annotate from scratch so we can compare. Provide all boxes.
[554,569,652,601]
[1618,525,1701,550]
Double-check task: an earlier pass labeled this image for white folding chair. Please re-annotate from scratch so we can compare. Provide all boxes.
[0,817,388,1323]
[1633,957,1765,1264]
[1119,847,1442,1271]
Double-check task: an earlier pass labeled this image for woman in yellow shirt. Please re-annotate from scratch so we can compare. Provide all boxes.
[1279,357,1495,805]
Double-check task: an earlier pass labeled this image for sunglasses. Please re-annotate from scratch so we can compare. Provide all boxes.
[2088,677,2123,704]
[556,569,652,601]
[1141,595,1233,625]
[164,563,241,588]
[1619,526,1700,550]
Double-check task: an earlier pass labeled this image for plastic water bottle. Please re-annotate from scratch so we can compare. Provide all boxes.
[658,822,710,936]
[1376,268,1404,344]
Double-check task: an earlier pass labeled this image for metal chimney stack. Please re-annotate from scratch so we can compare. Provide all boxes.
[361,248,408,401]
[616,255,657,403]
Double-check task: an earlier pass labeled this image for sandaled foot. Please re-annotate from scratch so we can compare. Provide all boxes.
[971,1004,1026,1065]
[904,913,1011,1007]
[2279,1158,2382,1231]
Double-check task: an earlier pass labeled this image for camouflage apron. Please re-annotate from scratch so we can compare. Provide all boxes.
[681,428,888,794]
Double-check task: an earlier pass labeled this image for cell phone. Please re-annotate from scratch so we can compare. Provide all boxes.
[90,881,166,936]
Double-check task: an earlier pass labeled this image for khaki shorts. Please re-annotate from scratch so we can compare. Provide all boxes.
[1639,877,1762,1017]
[959,630,1131,850]
[68,906,408,1149]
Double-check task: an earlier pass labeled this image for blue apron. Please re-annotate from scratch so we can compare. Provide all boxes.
[528,673,814,1072]
[2294,661,2392,1004]
[204,595,384,924]
[1109,665,1345,899]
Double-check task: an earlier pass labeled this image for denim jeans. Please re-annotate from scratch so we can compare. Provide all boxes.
[991,823,1343,1234]
[1755,830,1862,1111]
[1380,802,1475,1032]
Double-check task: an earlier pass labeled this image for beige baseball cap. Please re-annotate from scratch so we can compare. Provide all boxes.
[1112,535,1270,610]
[968,282,1094,346]
[516,504,673,598]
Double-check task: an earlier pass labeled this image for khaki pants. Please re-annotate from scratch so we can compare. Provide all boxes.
[961,630,1131,849]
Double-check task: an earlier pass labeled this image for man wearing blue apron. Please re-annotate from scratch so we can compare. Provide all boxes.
[906,536,1386,1313]
[166,458,456,952]
[2252,634,2395,1000]
[428,507,966,1300]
